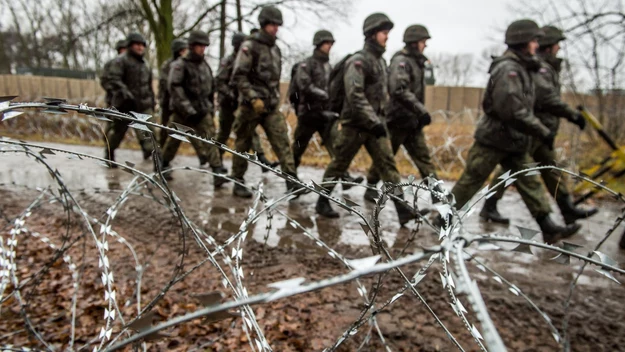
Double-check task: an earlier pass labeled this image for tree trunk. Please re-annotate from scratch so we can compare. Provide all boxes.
[219,0,227,59]
[236,0,242,31]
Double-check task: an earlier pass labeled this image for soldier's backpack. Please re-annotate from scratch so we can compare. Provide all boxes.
[287,62,302,110]
[328,53,354,114]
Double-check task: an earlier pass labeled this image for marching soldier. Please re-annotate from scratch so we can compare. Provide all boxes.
[291,30,364,188]
[158,38,188,147]
[103,32,156,165]
[314,13,416,226]
[480,25,597,224]
[229,6,305,198]
[101,39,127,107]
[215,32,278,171]
[161,31,229,187]
[449,20,581,243]
[363,24,439,205]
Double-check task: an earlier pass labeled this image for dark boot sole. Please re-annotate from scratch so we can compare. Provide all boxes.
[479,210,510,224]
[543,223,582,244]
[316,208,340,218]
[563,208,599,224]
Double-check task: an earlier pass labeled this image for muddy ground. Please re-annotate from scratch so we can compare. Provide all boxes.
[1,142,624,351]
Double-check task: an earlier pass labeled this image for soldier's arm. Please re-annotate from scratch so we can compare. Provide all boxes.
[344,57,380,130]
[149,69,155,109]
[168,60,196,117]
[100,61,113,91]
[231,42,258,103]
[207,64,216,110]
[389,57,427,116]
[158,62,168,107]
[491,67,550,139]
[107,58,133,99]
[215,57,233,99]
[534,70,577,122]
[295,61,328,100]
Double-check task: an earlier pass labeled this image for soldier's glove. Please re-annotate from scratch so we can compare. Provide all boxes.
[420,113,432,127]
[251,98,265,115]
[371,123,387,139]
[572,112,586,130]
[543,131,557,150]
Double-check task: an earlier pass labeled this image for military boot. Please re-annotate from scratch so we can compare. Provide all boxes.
[208,165,230,188]
[257,153,279,173]
[619,230,625,250]
[233,179,253,198]
[364,183,379,203]
[394,199,417,227]
[160,162,173,181]
[341,173,364,191]
[537,214,581,244]
[285,173,309,198]
[104,149,117,168]
[479,197,510,224]
[316,196,339,218]
[556,195,598,224]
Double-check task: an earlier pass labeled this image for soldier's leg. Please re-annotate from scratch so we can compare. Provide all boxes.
[190,114,222,168]
[161,115,183,167]
[499,153,551,219]
[132,110,157,157]
[320,120,338,160]
[292,122,316,168]
[479,166,511,224]
[366,129,404,185]
[321,126,366,193]
[403,129,438,179]
[217,105,235,150]
[159,110,171,148]
[259,110,296,176]
[105,120,130,153]
[251,131,264,154]
[451,143,505,211]
[363,134,401,185]
[532,141,568,199]
[231,106,258,180]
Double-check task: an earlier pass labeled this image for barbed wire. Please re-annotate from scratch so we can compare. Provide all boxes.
[0,97,623,352]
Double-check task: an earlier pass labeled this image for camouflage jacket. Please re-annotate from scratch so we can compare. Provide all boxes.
[231,30,282,111]
[294,49,331,116]
[158,58,175,114]
[475,50,551,153]
[385,47,429,129]
[100,57,117,107]
[340,40,389,131]
[168,52,215,118]
[215,52,238,108]
[533,54,577,133]
[106,51,154,112]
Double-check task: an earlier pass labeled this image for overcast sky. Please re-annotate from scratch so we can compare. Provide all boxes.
[268,0,517,85]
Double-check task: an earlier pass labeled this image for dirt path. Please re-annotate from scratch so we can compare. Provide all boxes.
[1,142,624,351]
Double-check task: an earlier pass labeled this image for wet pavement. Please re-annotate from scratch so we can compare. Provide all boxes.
[1,141,624,268]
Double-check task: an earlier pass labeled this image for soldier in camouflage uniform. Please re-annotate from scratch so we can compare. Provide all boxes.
[315,13,416,226]
[158,38,188,147]
[480,25,597,225]
[101,39,127,107]
[449,20,581,243]
[103,32,156,165]
[229,6,305,198]
[363,25,439,205]
[291,30,364,189]
[161,31,229,187]
[215,32,278,171]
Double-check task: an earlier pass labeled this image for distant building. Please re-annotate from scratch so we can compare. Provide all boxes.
[15,67,96,80]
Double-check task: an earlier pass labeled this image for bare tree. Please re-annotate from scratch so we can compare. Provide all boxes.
[430,52,477,86]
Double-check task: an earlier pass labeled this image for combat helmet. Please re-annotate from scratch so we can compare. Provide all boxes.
[505,19,544,45]
[313,30,335,46]
[188,31,210,46]
[539,25,566,47]
[126,32,147,46]
[403,25,431,43]
[363,13,394,36]
[258,6,283,27]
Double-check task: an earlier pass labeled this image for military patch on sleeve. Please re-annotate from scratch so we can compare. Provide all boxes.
[354,60,363,67]
[399,62,407,68]
[508,71,518,77]
[539,67,548,74]
[300,63,307,67]
[241,46,249,53]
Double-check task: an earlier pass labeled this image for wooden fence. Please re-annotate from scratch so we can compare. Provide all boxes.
[0,74,615,117]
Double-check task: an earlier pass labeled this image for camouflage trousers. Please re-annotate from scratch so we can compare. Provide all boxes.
[231,106,296,179]
[161,113,222,168]
[104,109,156,155]
[217,103,264,156]
[159,108,172,148]
[292,114,338,168]
[322,125,400,193]
[489,138,570,201]
[451,142,551,218]
[366,127,437,184]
